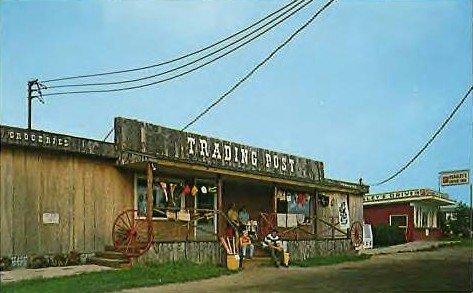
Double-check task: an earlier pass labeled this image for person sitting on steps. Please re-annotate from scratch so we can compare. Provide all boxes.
[240,230,254,259]
[262,229,286,267]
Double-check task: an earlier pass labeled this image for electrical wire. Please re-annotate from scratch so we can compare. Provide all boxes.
[41,0,316,97]
[41,0,300,83]
[372,85,473,186]
[44,0,306,89]
[181,0,336,131]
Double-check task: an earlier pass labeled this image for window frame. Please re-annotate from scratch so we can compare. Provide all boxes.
[389,214,408,229]
[134,174,188,221]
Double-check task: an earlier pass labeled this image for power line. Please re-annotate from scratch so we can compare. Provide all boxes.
[181,0,336,131]
[372,85,473,186]
[44,0,306,89]
[41,0,300,83]
[41,0,316,97]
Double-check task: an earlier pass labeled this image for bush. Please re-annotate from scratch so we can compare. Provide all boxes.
[0,257,12,271]
[67,250,81,266]
[372,224,406,247]
[27,255,49,269]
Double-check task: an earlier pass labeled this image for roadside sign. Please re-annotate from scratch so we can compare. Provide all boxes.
[439,170,469,186]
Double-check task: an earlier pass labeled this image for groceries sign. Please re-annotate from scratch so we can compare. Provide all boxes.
[115,117,324,182]
[440,170,470,186]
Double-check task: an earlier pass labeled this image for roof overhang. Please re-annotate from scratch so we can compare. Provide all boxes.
[363,196,456,207]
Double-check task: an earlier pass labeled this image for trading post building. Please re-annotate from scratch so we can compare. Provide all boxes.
[0,117,368,267]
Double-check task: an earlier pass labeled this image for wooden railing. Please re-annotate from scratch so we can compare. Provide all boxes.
[258,212,349,240]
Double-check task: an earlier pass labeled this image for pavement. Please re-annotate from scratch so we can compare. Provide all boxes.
[0,264,113,283]
[360,240,458,255]
[0,240,457,284]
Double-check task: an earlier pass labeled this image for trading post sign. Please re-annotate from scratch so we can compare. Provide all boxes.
[439,170,469,186]
[115,117,324,183]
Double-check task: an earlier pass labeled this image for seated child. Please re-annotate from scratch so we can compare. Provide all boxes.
[239,230,254,259]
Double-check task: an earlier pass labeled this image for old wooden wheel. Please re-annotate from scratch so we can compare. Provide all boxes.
[112,209,153,258]
[350,221,363,248]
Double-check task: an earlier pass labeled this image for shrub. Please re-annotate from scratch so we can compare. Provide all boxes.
[27,255,49,269]
[51,253,68,267]
[0,257,12,271]
[67,250,81,266]
[372,224,406,247]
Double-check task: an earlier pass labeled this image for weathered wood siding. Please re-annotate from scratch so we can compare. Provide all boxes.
[138,241,225,265]
[316,192,348,239]
[315,191,363,239]
[349,193,364,224]
[287,239,353,260]
[138,239,352,265]
[0,146,132,256]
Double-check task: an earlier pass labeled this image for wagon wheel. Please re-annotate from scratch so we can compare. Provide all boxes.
[350,221,363,248]
[112,209,153,258]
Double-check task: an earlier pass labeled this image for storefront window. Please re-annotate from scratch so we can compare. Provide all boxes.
[135,176,188,218]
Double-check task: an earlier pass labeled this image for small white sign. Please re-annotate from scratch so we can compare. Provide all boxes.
[363,224,373,249]
[43,213,59,224]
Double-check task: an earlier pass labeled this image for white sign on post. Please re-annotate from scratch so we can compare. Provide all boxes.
[440,170,469,186]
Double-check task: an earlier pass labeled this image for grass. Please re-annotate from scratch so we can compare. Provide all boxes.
[439,237,473,247]
[291,254,371,267]
[0,261,234,293]
[452,238,473,247]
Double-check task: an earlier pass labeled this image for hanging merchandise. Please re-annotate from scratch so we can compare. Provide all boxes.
[201,186,208,194]
[208,186,217,193]
[191,185,199,196]
[297,193,305,208]
[182,184,191,196]
[160,182,169,202]
[169,183,176,203]
[318,194,329,207]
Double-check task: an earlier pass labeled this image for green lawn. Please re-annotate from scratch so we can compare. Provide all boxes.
[291,254,371,267]
[1,261,234,293]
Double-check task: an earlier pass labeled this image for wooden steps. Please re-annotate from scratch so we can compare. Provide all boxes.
[88,245,130,268]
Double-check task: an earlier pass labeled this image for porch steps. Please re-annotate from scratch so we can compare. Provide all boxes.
[88,245,130,268]
[241,256,272,269]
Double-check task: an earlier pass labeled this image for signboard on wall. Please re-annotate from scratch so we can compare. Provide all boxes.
[337,198,350,230]
[0,125,116,158]
[114,117,324,183]
[440,170,469,186]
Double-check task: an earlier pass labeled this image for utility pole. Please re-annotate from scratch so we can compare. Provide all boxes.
[27,79,45,130]
[27,80,34,130]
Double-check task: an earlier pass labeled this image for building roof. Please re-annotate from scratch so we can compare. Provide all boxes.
[364,188,456,206]
[1,119,368,194]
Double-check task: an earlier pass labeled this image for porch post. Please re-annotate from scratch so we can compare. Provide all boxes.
[217,175,223,236]
[314,189,318,239]
[272,185,277,213]
[146,161,153,219]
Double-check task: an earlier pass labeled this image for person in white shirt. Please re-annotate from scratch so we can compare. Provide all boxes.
[262,229,285,267]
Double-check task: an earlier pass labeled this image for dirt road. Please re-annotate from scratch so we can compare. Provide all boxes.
[122,246,472,292]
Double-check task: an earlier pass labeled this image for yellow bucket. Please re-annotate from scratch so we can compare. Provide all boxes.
[226,254,240,271]
[283,252,290,266]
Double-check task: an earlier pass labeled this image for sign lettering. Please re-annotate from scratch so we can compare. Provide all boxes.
[115,117,324,182]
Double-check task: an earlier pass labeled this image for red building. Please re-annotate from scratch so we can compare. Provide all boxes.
[363,189,456,242]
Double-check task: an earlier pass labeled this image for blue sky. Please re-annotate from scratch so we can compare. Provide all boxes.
[1,0,472,203]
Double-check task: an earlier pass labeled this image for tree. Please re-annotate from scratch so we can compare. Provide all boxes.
[445,202,472,238]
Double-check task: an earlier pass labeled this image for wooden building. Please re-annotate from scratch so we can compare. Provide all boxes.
[0,117,368,265]
[363,188,456,242]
